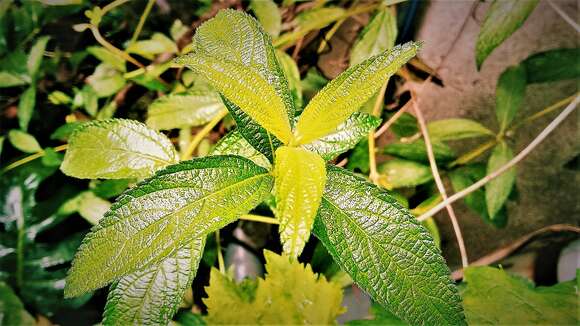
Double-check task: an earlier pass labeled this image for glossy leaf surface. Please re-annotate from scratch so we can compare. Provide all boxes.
[462,266,578,324]
[211,130,270,169]
[65,156,273,297]
[204,250,343,324]
[103,238,205,326]
[485,142,515,219]
[274,146,326,257]
[295,42,420,144]
[302,112,381,161]
[496,65,527,132]
[313,166,465,325]
[427,118,494,141]
[60,119,179,179]
[475,0,539,68]
[146,91,226,130]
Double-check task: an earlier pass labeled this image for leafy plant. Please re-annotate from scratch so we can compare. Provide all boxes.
[60,9,465,326]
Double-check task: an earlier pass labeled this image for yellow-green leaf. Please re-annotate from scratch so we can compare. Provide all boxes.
[60,119,178,179]
[295,42,420,144]
[350,8,398,66]
[274,146,326,257]
[485,142,515,219]
[427,118,494,141]
[250,0,281,37]
[179,55,293,144]
[8,129,41,153]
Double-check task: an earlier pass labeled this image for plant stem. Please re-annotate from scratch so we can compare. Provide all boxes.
[89,26,145,68]
[512,93,577,131]
[215,230,226,274]
[448,139,497,168]
[181,110,228,160]
[130,0,155,45]
[239,214,280,225]
[547,0,580,33]
[413,97,469,268]
[1,144,68,174]
[374,100,412,139]
[418,94,580,222]
[368,80,389,184]
[101,0,131,15]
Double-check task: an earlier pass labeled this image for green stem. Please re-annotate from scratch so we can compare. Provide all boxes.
[239,214,279,225]
[89,26,144,68]
[368,80,389,184]
[130,0,155,45]
[1,144,68,174]
[101,0,131,15]
[181,110,228,160]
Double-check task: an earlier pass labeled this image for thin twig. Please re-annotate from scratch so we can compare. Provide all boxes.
[368,80,389,184]
[547,0,580,33]
[413,97,469,268]
[130,0,156,45]
[1,144,68,174]
[181,110,228,160]
[374,100,412,138]
[239,214,280,225]
[418,94,580,222]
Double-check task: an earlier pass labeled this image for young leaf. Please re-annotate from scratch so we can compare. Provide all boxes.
[211,130,270,169]
[146,91,226,130]
[126,33,177,59]
[184,9,295,125]
[274,7,346,47]
[77,192,111,225]
[64,156,273,297]
[275,50,303,110]
[86,63,126,98]
[27,36,50,77]
[179,55,293,144]
[377,158,433,189]
[17,86,36,131]
[427,118,494,141]
[103,238,205,326]
[475,0,539,68]
[522,48,580,83]
[485,142,515,219]
[0,282,35,326]
[61,119,179,179]
[250,0,281,37]
[274,146,326,257]
[462,266,578,324]
[295,42,420,144]
[350,8,398,66]
[204,250,344,324]
[8,129,41,153]
[87,46,126,72]
[302,112,381,161]
[496,65,527,132]
[383,139,456,163]
[313,166,465,325]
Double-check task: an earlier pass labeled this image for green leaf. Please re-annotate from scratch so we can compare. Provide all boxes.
[275,7,346,47]
[80,85,98,116]
[0,136,4,158]
[178,9,296,159]
[496,65,527,132]
[275,50,303,110]
[462,266,578,324]
[377,158,433,189]
[41,147,63,167]
[350,8,398,66]
[522,48,580,83]
[179,55,293,144]
[64,155,273,297]
[295,42,420,144]
[146,91,226,130]
[60,119,179,179]
[390,112,418,137]
[301,67,328,104]
[427,118,494,141]
[8,130,41,153]
[303,112,381,161]
[77,191,111,225]
[50,121,85,141]
[27,36,50,77]
[90,179,132,199]
[211,130,270,169]
[475,0,539,68]
[103,238,205,326]
[17,86,36,131]
[347,302,407,325]
[0,282,35,326]
[170,19,189,42]
[87,63,126,98]
[87,46,126,72]
[485,142,515,219]
[449,164,507,228]
[0,50,31,88]
[346,138,370,174]
[382,139,456,163]
[274,146,326,257]
[250,0,281,37]
[313,166,465,325]
[204,250,344,324]
[0,71,29,88]
[126,33,177,59]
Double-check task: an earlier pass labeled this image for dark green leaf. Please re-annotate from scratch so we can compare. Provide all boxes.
[377,158,433,189]
[50,121,85,141]
[485,142,515,219]
[301,68,328,105]
[41,147,63,167]
[303,112,381,161]
[462,266,578,324]
[90,179,132,199]
[17,86,36,131]
[390,112,418,138]
[382,139,456,163]
[476,0,539,68]
[313,166,465,325]
[346,138,370,174]
[65,156,273,297]
[0,282,35,326]
[103,238,205,326]
[496,65,527,132]
[522,48,580,83]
